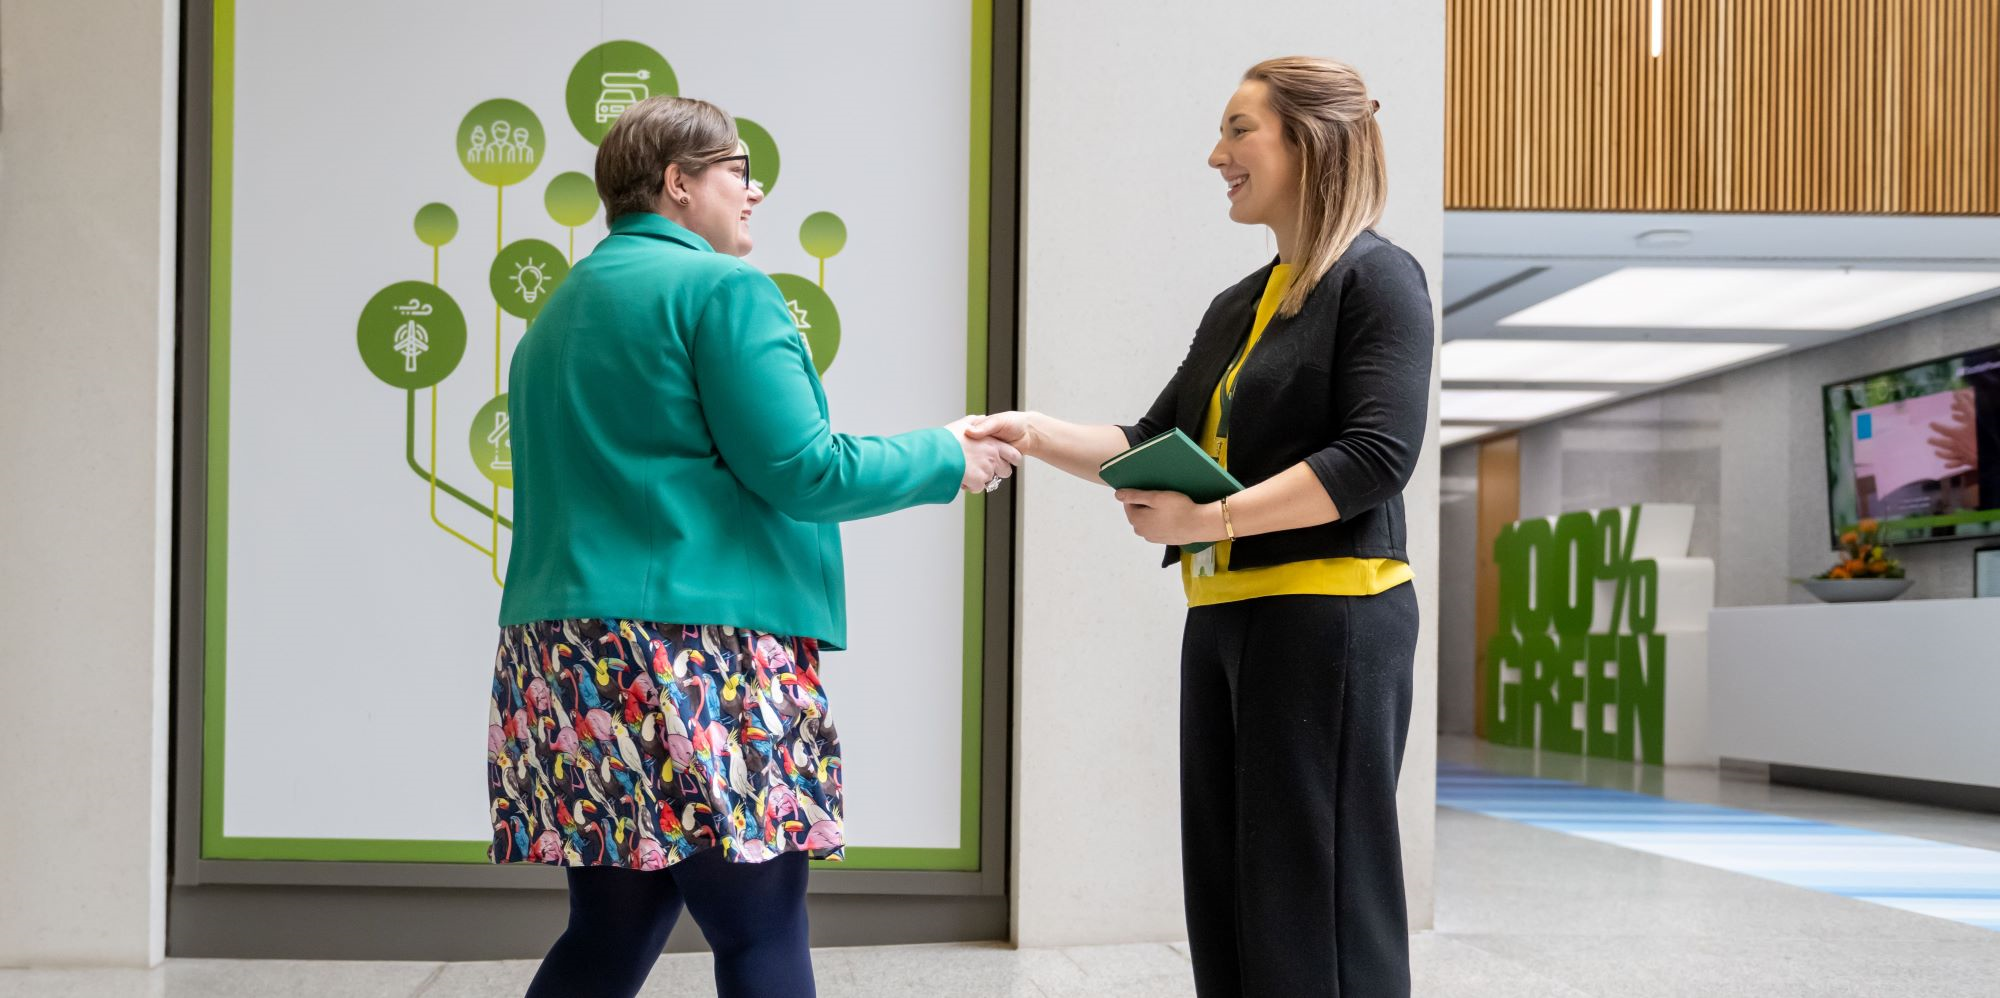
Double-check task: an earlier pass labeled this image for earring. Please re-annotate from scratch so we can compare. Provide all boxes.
[679,196,691,205]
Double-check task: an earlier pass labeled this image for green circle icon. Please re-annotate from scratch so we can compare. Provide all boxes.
[458,99,546,187]
[469,393,514,489]
[735,117,782,195]
[800,212,847,260]
[770,274,840,376]
[566,41,678,146]
[414,203,459,247]
[358,281,467,389]
[490,239,570,320]
[545,172,599,228]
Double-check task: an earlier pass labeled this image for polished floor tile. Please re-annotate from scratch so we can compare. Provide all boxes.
[1444,933,2000,998]
[1407,933,1593,998]
[1441,735,2000,852]
[0,959,444,998]
[1439,747,2000,931]
[1433,808,1980,942]
[11,748,2000,997]
[1429,736,2000,997]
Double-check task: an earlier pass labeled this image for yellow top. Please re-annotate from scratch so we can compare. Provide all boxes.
[1181,264,1413,607]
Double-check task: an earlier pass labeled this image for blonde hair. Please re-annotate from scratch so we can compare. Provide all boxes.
[1243,57,1387,317]
[595,96,739,220]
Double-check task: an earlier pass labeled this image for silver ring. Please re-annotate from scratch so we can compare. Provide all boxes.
[983,476,1002,493]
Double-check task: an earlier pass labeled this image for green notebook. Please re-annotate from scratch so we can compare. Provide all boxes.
[1098,428,1244,554]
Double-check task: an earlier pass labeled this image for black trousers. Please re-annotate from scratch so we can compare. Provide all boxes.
[1179,586,1419,998]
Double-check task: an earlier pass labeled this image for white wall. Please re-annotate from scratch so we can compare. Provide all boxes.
[1437,445,1479,735]
[0,0,179,968]
[1011,0,1445,945]
[1434,294,2000,737]
[1515,385,1726,562]
[0,0,1444,962]
[1751,299,2000,604]
[1515,297,1999,605]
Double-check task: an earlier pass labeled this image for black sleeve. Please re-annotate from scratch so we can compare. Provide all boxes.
[1302,246,1435,519]
[1118,334,1197,448]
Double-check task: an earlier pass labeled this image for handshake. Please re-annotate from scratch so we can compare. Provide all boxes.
[946,412,1033,493]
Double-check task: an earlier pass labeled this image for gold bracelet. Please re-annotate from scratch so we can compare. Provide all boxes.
[1220,496,1236,541]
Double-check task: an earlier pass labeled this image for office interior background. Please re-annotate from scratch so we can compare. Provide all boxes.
[2,0,1997,995]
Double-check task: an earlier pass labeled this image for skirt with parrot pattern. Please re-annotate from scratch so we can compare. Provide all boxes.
[487,618,844,869]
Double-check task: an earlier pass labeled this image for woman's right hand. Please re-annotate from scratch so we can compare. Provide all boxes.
[948,416,1024,492]
[967,411,1131,485]
[966,411,1035,454]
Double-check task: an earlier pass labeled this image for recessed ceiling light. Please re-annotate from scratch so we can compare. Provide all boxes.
[1635,229,1693,249]
[1439,425,1496,447]
[1441,389,1618,422]
[1497,267,2000,331]
[1442,339,1785,384]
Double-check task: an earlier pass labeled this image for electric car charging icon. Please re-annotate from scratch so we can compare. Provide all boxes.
[596,70,652,124]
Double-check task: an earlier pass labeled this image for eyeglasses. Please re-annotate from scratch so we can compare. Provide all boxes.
[711,154,752,189]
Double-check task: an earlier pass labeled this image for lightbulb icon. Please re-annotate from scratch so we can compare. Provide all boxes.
[513,259,550,304]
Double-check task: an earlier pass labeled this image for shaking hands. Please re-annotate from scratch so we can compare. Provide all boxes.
[948,415,1024,493]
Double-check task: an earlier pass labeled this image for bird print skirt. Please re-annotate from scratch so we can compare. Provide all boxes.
[487,618,844,869]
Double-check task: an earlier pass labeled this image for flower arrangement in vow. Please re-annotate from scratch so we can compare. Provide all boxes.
[1817,519,1904,581]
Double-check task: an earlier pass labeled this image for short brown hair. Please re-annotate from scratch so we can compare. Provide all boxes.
[1243,57,1388,317]
[595,96,739,220]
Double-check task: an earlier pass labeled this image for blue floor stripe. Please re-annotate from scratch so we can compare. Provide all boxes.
[1438,761,2000,934]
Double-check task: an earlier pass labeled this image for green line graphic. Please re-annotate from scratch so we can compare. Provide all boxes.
[363,48,854,586]
[426,386,495,558]
[545,172,597,264]
[204,19,993,871]
[404,389,511,529]
[800,211,846,289]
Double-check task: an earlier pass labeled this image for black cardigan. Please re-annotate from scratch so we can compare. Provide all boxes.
[1119,230,1434,569]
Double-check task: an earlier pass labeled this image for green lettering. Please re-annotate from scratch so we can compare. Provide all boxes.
[1616,633,1667,765]
[1485,632,1523,746]
[1514,519,1554,637]
[1520,632,1560,749]
[1551,512,1598,636]
[1628,560,1659,634]
[1585,634,1622,760]
[1494,524,1524,639]
[1542,633,1585,755]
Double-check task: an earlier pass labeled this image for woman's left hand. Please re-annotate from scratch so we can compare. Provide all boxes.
[1116,490,1224,546]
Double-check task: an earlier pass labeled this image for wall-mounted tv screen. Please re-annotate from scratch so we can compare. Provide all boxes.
[1824,343,2000,546]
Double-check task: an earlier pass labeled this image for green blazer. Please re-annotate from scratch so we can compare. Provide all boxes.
[497,212,964,648]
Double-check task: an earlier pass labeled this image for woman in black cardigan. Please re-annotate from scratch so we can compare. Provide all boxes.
[970,57,1432,998]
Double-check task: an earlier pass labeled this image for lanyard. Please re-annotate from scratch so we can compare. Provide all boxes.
[1217,333,1254,442]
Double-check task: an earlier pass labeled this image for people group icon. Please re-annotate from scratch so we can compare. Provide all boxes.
[467,119,537,166]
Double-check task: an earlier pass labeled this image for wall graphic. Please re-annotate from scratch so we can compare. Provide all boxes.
[1485,504,1715,767]
[207,0,991,870]
[354,44,854,588]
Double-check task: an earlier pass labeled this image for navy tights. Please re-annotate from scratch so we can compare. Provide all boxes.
[524,849,813,998]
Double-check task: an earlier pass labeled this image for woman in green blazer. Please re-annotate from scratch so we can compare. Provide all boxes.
[487,97,1018,998]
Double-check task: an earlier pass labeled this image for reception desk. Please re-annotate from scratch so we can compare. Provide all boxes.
[1709,598,2000,792]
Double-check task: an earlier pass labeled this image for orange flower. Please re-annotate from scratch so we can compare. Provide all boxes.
[1867,559,1890,574]
[1840,530,1859,546]
[1858,518,1879,534]
[1845,559,1867,575]
[1828,567,1851,579]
